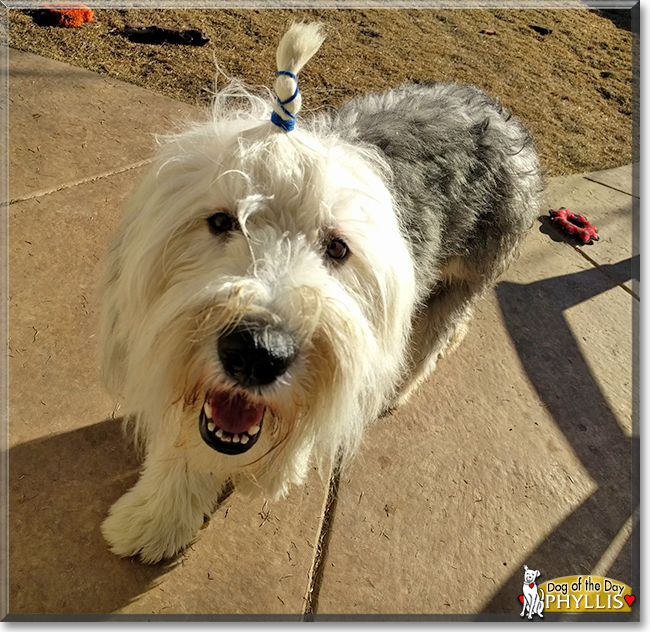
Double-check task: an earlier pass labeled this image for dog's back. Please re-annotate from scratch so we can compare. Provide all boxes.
[334,82,543,296]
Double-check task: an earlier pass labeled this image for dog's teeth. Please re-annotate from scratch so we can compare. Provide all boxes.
[232,434,241,443]
[203,402,212,419]
[207,422,215,432]
[248,425,260,436]
[215,428,223,438]
[221,433,232,442]
[240,434,249,444]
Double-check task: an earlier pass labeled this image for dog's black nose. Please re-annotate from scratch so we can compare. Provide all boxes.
[218,323,297,388]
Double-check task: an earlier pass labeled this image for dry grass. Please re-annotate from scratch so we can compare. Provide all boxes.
[9,7,633,176]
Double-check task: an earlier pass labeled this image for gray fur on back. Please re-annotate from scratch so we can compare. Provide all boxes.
[331,82,544,300]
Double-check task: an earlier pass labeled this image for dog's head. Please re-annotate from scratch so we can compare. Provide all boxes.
[523,565,541,585]
[98,23,416,484]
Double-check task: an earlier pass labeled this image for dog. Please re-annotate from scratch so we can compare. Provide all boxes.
[521,565,545,618]
[99,23,543,563]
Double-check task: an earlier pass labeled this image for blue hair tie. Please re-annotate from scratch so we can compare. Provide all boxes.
[271,71,299,132]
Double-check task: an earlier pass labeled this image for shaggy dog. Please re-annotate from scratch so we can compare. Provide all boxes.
[99,23,543,563]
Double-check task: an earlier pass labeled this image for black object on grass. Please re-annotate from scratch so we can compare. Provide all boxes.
[122,24,210,46]
[529,25,553,36]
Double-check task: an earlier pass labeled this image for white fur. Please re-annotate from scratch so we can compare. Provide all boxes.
[99,23,416,563]
[272,22,325,125]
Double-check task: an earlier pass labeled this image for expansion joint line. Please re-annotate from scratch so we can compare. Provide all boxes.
[3,159,153,206]
[303,456,342,619]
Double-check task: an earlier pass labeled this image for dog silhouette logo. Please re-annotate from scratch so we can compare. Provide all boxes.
[520,565,545,619]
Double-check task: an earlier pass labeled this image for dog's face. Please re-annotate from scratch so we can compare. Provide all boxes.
[100,117,416,475]
[523,566,540,584]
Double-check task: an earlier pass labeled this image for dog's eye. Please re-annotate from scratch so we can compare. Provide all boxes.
[326,238,349,261]
[325,237,350,262]
[207,212,236,235]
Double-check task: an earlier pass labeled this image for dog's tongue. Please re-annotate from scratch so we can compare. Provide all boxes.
[210,392,264,435]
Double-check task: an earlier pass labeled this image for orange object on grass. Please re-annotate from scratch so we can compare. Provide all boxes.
[41,3,94,28]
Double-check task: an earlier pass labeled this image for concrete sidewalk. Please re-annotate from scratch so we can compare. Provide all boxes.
[6,49,638,617]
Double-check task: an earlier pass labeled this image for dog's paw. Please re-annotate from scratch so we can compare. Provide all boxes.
[102,489,204,564]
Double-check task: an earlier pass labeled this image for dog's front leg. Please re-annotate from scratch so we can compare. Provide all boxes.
[102,440,224,564]
[528,594,538,619]
[520,595,529,617]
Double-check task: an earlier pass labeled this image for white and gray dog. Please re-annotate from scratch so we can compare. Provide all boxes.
[99,23,542,563]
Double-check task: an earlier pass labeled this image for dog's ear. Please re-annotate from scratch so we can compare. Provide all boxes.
[523,565,528,571]
[97,170,165,401]
[536,570,541,578]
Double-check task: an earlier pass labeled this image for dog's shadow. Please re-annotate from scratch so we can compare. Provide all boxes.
[8,417,217,615]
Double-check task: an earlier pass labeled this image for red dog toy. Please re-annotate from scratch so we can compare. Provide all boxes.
[549,208,599,244]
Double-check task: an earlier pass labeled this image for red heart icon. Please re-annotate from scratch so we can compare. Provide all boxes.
[529,583,534,588]
[625,595,635,607]
[519,595,524,604]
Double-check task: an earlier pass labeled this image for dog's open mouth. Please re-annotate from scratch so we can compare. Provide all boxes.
[199,391,265,455]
